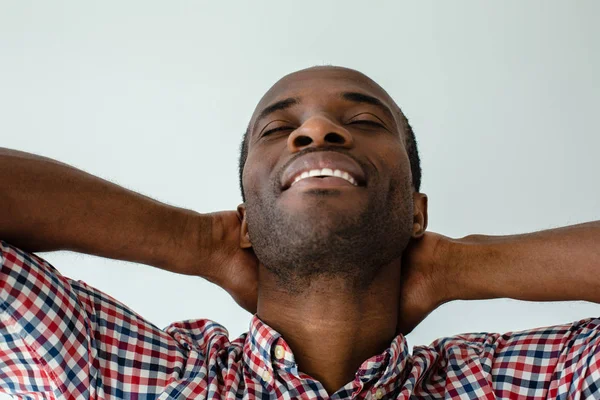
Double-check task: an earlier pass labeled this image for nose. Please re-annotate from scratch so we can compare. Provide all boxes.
[287,115,354,153]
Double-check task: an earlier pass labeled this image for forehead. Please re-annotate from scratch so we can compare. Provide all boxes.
[251,67,398,121]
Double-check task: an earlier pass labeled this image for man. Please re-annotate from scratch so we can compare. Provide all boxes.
[0,66,598,399]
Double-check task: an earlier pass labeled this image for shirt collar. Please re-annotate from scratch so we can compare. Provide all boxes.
[244,314,410,393]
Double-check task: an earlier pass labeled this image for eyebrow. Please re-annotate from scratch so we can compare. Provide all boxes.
[253,97,300,134]
[340,91,394,120]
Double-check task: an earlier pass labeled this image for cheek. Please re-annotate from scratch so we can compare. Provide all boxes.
[365,138,411,186]
[370,146,413,208]
[243,148,280,199]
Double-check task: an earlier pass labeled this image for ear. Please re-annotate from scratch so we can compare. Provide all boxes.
[411,192,428,238]
[236,204,252,249]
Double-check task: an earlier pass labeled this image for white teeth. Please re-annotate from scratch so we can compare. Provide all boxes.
[290,168,358,187]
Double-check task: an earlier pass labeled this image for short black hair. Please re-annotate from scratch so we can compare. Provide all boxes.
[238,113,422,201]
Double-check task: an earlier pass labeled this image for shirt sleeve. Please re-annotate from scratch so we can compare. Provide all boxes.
[491,317,600,398]
[426,317,600,399]
[0,240,188,399]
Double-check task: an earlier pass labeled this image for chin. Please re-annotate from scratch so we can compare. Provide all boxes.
[280,191,368,214]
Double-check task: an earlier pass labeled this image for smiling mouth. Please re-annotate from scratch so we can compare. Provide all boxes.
[291,168,357,187]
[280,150,367,191]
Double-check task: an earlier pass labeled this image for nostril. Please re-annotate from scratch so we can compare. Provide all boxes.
[294,136,312,147]
[325,132,345,144]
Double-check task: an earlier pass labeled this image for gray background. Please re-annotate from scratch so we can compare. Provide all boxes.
[1,1,598,380]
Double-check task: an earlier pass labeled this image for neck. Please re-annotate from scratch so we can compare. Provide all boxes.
[256,259,402,395]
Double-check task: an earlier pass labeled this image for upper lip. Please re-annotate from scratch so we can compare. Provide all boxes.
[280,151,367,190]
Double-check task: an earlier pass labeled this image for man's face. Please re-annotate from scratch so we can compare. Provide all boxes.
[241,67,416,290]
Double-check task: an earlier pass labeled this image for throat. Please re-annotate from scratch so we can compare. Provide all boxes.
[256,264,402,395]
[283,322,394,395]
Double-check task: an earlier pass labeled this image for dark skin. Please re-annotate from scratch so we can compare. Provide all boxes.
[236,66,428,393]
[204,66,599,395]
[4,66,597,397]
[0,65,423,394]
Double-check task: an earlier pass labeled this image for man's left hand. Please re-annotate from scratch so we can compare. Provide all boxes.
[397,231,452,335]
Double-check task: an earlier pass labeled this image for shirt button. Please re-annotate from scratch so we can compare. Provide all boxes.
[375,388,384,399]
[274,345,285,359]
[262,370,271,382]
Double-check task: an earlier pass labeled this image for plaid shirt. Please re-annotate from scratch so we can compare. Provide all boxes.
[1,240,599,400]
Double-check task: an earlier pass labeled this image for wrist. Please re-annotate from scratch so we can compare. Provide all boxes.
[154,206,212,277]
[431,234,458,305]
[445,235,500,302]
[174,210,233,286]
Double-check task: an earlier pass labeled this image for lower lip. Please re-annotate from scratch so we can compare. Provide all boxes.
[287,176,357,190]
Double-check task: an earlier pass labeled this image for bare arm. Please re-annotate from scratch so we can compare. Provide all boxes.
[0,147,209,274]
[397,222,600,334]
[446,221,600,303]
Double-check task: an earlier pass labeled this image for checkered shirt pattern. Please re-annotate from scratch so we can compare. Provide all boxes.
[1,239,599,399]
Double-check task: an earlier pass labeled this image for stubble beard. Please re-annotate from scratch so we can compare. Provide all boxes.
[246,180,414,295]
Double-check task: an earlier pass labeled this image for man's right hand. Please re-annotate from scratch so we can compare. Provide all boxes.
[177,210,260,314]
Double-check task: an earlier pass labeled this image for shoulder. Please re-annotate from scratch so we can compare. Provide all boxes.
[0,240,197,396]
[412,318,600,398]
[420,317,600,355]
[414,318,600,369]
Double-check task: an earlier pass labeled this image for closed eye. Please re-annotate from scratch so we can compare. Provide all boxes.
[348,119,384,128]
[262,126,293,137]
